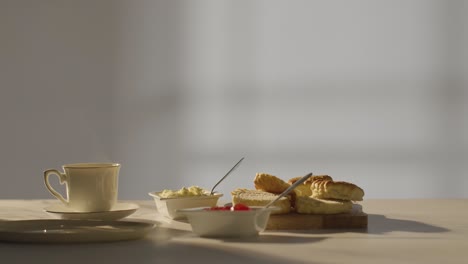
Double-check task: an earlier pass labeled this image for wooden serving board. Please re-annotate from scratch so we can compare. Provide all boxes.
[266,210,367,230]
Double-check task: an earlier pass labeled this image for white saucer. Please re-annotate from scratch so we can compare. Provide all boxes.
[44,203,139,221]
[0,219,156,243]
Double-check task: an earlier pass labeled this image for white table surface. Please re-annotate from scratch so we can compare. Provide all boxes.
[1,199,467,264]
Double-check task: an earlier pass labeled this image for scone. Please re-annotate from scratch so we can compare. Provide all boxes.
[231,188,291,214]
[254,173,290,194]
[310,179,364,201]
[288,175,334,197]
[288,175,334,185]
[295,196,353,214]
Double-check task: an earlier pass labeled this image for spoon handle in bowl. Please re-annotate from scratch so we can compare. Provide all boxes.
[264,172,313,208]
[210,157,245,195]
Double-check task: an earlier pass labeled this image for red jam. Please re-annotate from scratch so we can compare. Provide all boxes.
[206,203,251,211]
[232,203,250,211]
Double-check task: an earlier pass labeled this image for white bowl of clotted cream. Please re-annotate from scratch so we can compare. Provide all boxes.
[148,186,223,220]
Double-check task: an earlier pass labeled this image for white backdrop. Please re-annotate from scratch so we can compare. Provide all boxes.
[0,0,467,200]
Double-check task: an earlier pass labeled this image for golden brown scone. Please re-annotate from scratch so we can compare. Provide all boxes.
[254,173,290,194]
[295,196,353,214]
[292,184,313,197]
[288,175,334,197]
[288,175,333,185]
[310,179,364,201]
[231,188,291,214]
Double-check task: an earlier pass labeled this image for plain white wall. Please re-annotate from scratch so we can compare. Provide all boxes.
[0,0,466,200]
[0,1,116,198]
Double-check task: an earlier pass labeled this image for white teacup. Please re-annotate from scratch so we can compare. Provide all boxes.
[44,163,120,212]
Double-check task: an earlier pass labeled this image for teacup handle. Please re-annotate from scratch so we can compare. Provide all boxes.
[44,169,69,206]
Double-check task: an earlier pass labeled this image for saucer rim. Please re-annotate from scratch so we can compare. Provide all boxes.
[44,202,139,215]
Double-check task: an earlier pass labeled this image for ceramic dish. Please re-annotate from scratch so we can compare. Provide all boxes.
[148,191,223,220]
[177,206,277,238]
[0,219,156,243]
[44,202,139,221]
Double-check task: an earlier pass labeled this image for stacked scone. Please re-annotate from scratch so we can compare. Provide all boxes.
[231,173,364,215]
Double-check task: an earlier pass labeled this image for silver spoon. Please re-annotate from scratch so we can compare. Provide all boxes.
[264,172,313,208]
[210,157,245,195]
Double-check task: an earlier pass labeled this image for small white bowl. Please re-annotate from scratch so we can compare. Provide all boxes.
[148,191,223,220]
[177,206,277,238]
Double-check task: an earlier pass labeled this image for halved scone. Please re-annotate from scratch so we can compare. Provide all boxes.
[295,196,352,214]
[231,188,291,214]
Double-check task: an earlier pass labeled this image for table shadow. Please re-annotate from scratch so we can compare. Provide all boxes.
[152,224,326,244]
[0,234,317,264]
[283,213,450,235]
[366,214,450,234]
[195,234,326,244]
